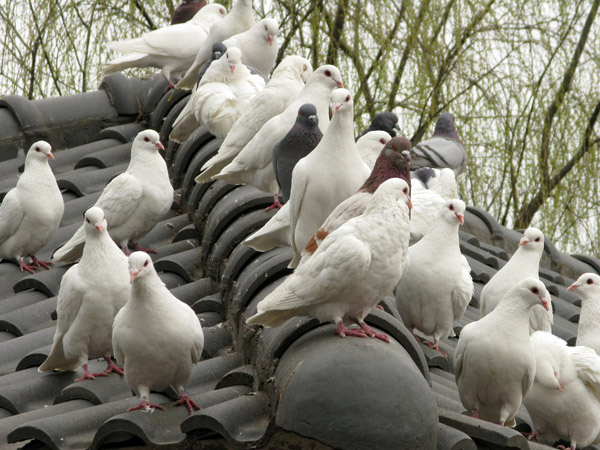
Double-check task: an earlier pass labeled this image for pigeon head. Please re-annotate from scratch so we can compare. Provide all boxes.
[27,141,54,162]
[224,47,242,74]
[171,0,207,24]
[312,65,343,90]
[331,88,352,114]
[428,168,459,198]
[272,55,313,83]
[296,103,318,127]
[567,273,600,294]
[414,167,436,186]
[257,18,278,46]
[135,130,165,152]
[433,112,462,143]
[211,42,227,61]
[439,199,466,225]
[83,206,107,235]
[518,227,544,252]
[370,178,412,212]
[356,130,391,149]
[509,278,551,312]
[370,112,400,137]
[361,136,411,194]
[128,251,155,284]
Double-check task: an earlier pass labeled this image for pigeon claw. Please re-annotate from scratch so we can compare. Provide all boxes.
[75,365,96,382]
[175,393,201,415]
[18,259,38,274]
[523,429,540,441]
[128,398,165,413]
[102,357,124,376]
[358,321,391,343]
[424,340,447,358]
[30,255,52,270]
[335,321,367,338]
[132,242,158,254]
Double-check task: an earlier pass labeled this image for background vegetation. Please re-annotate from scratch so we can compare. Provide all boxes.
[1,0,599,257]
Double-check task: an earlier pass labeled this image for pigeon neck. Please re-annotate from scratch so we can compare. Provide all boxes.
[578,294,600,335]
[360,158,409,194]
[230,0,252,18]
[131,274,165,301]
[493,296,535,325]
[423,218,460,243]
[321,106,354,151]
[79,230,126,272]
[504,246,541,275]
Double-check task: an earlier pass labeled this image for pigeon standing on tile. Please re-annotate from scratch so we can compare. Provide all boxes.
[455,278,551,426]
[53,130,174,264]
[356,112,400,139]
[195,42,227,87]
[479,227,552,333]
[272,103,323,205]
[212,65,345,210]
[356,130,392,169]
[113,252,204,413]
[171,0,206,25]
[410,113,468,175]
[568,273,600,354]
[287,88,371,267]
[396,200,473,355]
[176,0,255,90]
[298,137,412,266]
[39,207,129,381]
[170,47,265,142]
[195,55,312,183]
[103,4,227,88]
[523,331,600,449]
[0,141,64,273]
[246,178,411,342]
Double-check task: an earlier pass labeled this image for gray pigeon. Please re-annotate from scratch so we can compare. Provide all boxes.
[272,104,323,204]
[410,113,468,175]
[357,111,400,140]
[196,42,227,87]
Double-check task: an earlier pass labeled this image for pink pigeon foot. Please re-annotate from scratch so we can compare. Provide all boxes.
[523,429,540,441]
[556,445,574,450]
[18,258,38,274]
[375,304,385,311]
[75,364,96,382]
[92,357,124,377]
[424,339,447,358]
[30,255,52,270]
[408,326,421,342]
[472,409,479,419]
[264,193,283,211]
[499,420,505,426]
[163,78,176,94]
[175,391,201,414]
[358,320,390,343]
[132,242,158,254]
[128,395,165,412]
[335,321,367,338]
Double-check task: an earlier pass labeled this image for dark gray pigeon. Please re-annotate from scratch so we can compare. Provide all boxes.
[272,104,323,204]
[357,111,400,140]
[196,42,227,88]
[171,0,206,25]
[410,112,468,175]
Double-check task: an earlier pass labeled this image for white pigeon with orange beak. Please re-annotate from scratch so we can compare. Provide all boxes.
[0,141,64,273]
[53,130,173,263]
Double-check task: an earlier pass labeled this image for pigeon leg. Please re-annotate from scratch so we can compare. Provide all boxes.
[75,364,96,382]
[408,326,421,342]
[264,193,283,211]
[523,429,540,441]
[357,320,391,343]
[132,242,158,254]
[424,339,447,357]
[163,77,176,94]
[128,395,165,412]
[91,357,124,377]
[18,258,38,274]
[335,321,367,338]
[30,255,52,270]
[174,389,201,414]
[472,408,479,419]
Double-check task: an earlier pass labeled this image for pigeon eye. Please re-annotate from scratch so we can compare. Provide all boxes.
[35,147,40,152]
[143,260,149,267]
[85,218,90,223]
[144,137,149,142]
[403,187,408,195]
[345,95,350,102]
[531,287,539,294]
[449,204,454,211]
[324,70,331,77]
[535,237,541,242]
[588,278,594,285]
[300,110,305,116]
[379,138,386,144]
[264,25,268,31]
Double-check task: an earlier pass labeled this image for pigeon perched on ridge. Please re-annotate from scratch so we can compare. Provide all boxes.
[170,47,264,142]
[213,65,345,210]
[53,130,174,264]
[176,0,255,90]
[171,0,206,25]
[455,278,551,426]
[479,227,552,334]
[112,252,204,413]
[103,4,226,88]
[195,42,227,87]
[0,141,64,273]
[523,331,600,449]
[246,178,412,343]
[396,199,473,355]
[357,111,400,139]
[39,207,129,381]
[287,88,370,267]
[196,55,312,183]
[569,273,600,354]
[272,103,323,205]
[356,130,391,169]
[298,136,411,266]
[411,112,468,175]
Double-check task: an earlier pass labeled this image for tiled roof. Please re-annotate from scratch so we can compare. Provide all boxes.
[0,74,599,449]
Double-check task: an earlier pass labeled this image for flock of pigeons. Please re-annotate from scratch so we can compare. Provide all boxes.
[0,1,599,448]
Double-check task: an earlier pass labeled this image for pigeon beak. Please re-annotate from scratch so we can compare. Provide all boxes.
[408,197,413,209]
[95,223,103,233]
[308,114,317,124]
[335,79,344,88]
[541,297,550,311]
[456,213,464,225]
[268,35,274,46]
[566,283,580,292]
[332,103,342,114]
[519,237,529,246]
[130,269,141,284]
[155,141,165,151]
[230,64,236,74]
[47,152,55,160]
[394,123,401,131]
[214,52,222,59]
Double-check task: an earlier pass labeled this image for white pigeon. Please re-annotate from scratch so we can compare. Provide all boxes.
[176,0,255,90]
[568,273,600,354]
[246,178,412,342]
[53,130,174,264]
[103,4,227,87]
[0,141,64,273]
[212,65,345,209]
[524,331,600,449]
[195,55,312,182]
[243,201,292,251]
[38,207,129,381]
[356,130,391,169]
[113,252,204,413]
[479,227,553,334]
[411,167,460,198]
[455,277,551,426]
[170,47,265,142]
[396,200,473,355]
